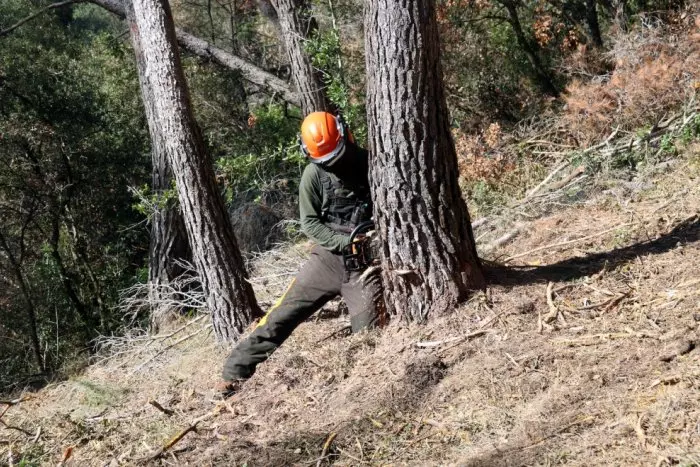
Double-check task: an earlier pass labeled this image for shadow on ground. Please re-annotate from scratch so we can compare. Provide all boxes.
[485,214,699,286]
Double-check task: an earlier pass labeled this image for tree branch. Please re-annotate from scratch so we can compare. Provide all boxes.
[0,0,85,38]
[88,0,300,106]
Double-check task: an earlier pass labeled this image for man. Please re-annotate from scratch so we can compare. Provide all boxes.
[217,111,383,396]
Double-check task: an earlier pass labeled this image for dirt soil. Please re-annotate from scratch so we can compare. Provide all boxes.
[2,146,700,466]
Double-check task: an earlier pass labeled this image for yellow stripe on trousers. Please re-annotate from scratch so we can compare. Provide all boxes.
[256,278,297,328]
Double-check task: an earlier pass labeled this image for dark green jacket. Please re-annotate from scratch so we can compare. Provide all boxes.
[299,164,352,253]
[299,144,372,253]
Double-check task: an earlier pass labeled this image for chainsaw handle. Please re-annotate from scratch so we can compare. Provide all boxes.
[349,221,375,243]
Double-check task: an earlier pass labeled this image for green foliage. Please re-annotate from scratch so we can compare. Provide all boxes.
[465,180,510,217]
[216,103,303,202]
[306,27,367,145]
[0,0,150,387]
[680,114,700,144]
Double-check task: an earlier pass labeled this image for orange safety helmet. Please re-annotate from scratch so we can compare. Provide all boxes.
[299,111,353,165]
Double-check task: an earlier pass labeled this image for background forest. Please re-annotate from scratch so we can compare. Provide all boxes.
[1,0,698,391]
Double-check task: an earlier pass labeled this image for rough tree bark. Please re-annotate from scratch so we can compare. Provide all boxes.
[126,1,191,324]
[364,0,485,321]
[269,0,329,114]
[130,0,262,341]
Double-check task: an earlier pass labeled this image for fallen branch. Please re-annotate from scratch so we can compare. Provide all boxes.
[147,423,199,462]
[0,397,30,406]
[517,161,569,206]
[544,282,559,324]
[133,326,208,372]
[547,165,586,192]
[471,217,490,229]
[315,325,351,345]
[482,226,522,254]
[144,405,225,462]
[554,329,659,346]
[316,432,338,467]
[0,418,34,436]
[148,399,174,417]
[505,222,635,262]
[415,330,488,348]
[578,289,632,311]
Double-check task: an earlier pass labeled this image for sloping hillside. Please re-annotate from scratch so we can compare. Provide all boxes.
[2,140,699,466]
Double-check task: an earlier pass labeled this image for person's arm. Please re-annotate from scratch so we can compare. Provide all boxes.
[299,165,351,252]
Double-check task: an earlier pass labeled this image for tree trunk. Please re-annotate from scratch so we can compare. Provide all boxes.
[127,1,192,325]
[269,0,328,114]
[130,0,262,341]
[584,0,604,48]
[501,0,559,97]
[0,231,44,372]
[364,0,485,321]
[49,211,95,343]
[613,0,628,32]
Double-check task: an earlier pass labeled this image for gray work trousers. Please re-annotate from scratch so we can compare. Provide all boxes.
[222,245,383,381]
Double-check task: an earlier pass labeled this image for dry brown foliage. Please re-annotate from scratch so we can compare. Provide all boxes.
[561,13,700,146]
[454,124,516,184]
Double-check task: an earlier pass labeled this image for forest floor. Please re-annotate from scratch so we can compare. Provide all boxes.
[2,141,700,466]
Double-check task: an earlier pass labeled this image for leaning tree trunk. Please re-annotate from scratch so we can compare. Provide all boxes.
[127,2,192,326]
[131,0,262,341]
[364,0,485,321]
[269,0,328,114]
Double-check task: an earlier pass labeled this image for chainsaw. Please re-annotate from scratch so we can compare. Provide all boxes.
[342,221,380,271]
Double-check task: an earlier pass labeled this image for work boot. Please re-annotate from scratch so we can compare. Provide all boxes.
[214,379,244,399]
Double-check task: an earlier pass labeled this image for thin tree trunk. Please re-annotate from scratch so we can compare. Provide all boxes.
[613,0,628,32]
[127,1,192,326]
[49,211,95,343]
[500,0,559,97]
[364,0,485,321]
[0,231,44,372]
[584,0,604,47]
[269,0,328,114]
[130,0,262,341]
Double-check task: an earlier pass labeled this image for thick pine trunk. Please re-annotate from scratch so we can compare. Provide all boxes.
[131,0,262,341]
[127,3,192,322]
[364,0,485,321]
[269,0,328,114]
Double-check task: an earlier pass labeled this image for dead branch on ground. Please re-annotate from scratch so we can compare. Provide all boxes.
[316,431,338,467]
[148,399,174,417]
[415,330,489,348]
[133,325,209,372]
